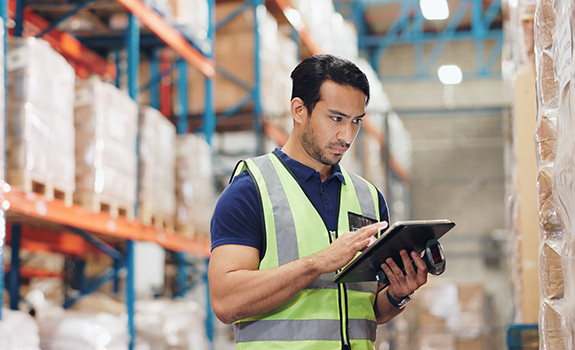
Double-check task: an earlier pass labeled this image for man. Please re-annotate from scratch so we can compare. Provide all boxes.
[209,54,428,349]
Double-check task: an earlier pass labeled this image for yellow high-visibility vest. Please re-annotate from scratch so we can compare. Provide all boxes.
[231,152,381,350]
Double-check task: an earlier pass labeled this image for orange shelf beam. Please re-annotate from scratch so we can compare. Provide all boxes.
[116,0,216,78]
[6,224,101,257]
[4,265,64,279]
[271,0,323,55]
[3,186,210,257]
[8,0,117,80]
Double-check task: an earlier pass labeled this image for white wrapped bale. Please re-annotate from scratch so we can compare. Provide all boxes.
[176,134,215,239]
[74,77,138,219]
[6,37,75,205]
[139,106,177,229]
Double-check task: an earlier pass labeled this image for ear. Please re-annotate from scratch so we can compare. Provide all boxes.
[290,97,307,125]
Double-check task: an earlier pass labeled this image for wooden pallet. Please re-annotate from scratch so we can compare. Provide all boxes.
[75,193,135,221]
[140,210,175,231]
[8,171,73,207]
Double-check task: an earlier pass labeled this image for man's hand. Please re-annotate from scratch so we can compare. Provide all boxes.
[311,221,388,274]
[381,250,428,301]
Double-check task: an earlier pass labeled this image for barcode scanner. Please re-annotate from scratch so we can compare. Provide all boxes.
[375,239,446,286]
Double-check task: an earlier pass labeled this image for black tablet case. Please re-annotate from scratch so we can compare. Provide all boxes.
[334,219,456,283]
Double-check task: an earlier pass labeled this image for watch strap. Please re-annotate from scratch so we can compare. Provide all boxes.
[386,290,413,309]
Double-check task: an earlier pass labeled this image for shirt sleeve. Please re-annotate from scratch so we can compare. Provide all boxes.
[210,171,264,253]
[378,190,390,224]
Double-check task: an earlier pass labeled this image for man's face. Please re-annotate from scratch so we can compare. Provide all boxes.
[300,80,367,166]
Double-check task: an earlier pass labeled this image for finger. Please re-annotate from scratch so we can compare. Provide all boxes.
[385,257,405,281]
[380,262,397,284]
[411,251,428,275]
[360,221,388,236]
[347,221,387,243]
[399,250,415,277]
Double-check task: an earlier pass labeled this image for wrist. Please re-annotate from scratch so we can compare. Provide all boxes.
[386,290,413,309]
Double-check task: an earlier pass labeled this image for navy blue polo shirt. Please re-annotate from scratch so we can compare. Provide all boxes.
[210,148,389,255]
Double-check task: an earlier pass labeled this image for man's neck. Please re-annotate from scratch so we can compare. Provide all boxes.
[280,143,333,182]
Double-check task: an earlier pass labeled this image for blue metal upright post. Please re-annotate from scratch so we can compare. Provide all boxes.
[205,258,215,348]
[14,0,25,37]
[126,12,140,350]
[203,0,215,145]
[176,59,189,134]
[0,0,8,321]
[150,50,161,110]
[8,224,22,310]
[252,0,263,155]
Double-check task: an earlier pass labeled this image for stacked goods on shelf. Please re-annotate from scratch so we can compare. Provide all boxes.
[184,3,297,117]
[135,299,208,349]
[535,0,575,348]
[0,308,41,350]
[6,38,76,205]
[168,0,209,45]
[139,106,177,230]
[375,282,497,350]
[34,294,129,350]
[74,77,138,219]
[176,134,215,239]
[290,0,358,60]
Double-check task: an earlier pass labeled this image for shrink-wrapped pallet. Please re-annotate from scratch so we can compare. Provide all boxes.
[74,77,138,219]
[380,282,495,350]
[139,106,176,229]
[168,0,209,45]
[0,308,41,350]
[6,38,75,205]
[135,299,208,350]
[176,134,214,239]
[535,0,575,348]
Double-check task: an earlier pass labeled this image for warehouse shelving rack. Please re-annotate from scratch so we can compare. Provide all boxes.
[0,0,412,348]
[0,0,216,348]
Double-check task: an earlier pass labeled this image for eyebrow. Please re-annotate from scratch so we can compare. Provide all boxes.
[328,109,366,119]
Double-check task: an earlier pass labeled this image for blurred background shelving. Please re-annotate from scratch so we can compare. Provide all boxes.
[0,0,568,349]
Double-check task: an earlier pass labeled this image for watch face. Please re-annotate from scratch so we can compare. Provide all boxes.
[398,293,414,308]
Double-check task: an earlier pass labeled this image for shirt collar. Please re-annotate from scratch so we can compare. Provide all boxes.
[274,147,346,185]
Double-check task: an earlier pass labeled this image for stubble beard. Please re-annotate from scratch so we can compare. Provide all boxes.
[301,124,347,166]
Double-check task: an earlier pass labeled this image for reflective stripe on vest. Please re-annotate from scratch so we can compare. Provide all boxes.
[232,153,380,349]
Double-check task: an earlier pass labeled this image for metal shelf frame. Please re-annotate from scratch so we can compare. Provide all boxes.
[339,0,503,82]
[0,0,216,348]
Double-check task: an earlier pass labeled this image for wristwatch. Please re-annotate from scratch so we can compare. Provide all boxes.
[386,290,414,309]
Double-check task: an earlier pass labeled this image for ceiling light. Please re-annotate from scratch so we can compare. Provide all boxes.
[420,0,450,20]
[437,65,462,85]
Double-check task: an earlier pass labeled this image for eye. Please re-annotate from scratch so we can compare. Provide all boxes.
[353,118,364,125]
[331,116,343,122]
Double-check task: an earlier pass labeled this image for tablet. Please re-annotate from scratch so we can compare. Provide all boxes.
[333,219,456,283]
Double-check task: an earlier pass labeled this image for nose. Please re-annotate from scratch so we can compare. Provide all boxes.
[338,122,358,145]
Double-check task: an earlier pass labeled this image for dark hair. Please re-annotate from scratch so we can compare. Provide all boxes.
[290,54,370,115]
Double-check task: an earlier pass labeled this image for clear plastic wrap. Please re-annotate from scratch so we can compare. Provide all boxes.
[535,0,575,348]
[168,0,209,44]
[135,298,208,350]
[175,134,215,239]
[6,37,75,201]
[386,282,493,349]
[38,310,130,350]
[139,106,177,228]
[0,308,41,350]
[74,77,138,218]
